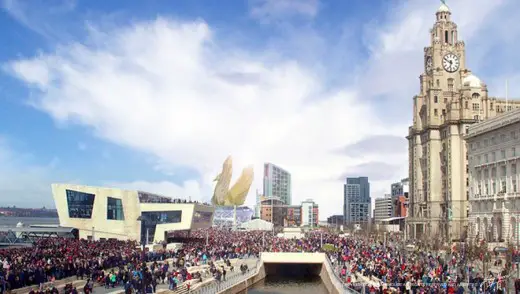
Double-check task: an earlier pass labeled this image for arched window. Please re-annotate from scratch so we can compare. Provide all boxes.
[465,101,469,109]
[472,93,480,99]
[447,78,454,91]
[445,30,449,43]
[452,30,455,44]
[434,96,438,103]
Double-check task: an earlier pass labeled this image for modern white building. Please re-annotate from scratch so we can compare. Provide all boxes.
[466,108,520,243]
[301,199,319,227]
[374,195,393,223]
[52,184,214,243]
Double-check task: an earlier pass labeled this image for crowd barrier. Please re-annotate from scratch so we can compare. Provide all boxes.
[191,258,261,294]
[324,255,362,294]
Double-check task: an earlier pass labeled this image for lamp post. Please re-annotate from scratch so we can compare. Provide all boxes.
[137,216,146,262]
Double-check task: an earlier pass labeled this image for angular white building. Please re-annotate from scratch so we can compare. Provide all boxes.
[52,184,214,243]
[466,108,520,243]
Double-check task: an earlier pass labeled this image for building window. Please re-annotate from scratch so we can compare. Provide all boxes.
[492,182,496,194]
[513,147,517,157]
[107,197,124,220]
[448,79,454,91]
[490,102,494,110]
[491,136,496,144]
[141,211,182,224]
[501,150,506,159]
[513,179,518,193]
[501,134,506,142]
[472,103,480,111]
[66,190,95,219]
[465,101,469,109]
[484,154,488,163]
[501,180,507,193]
[434,96,438,103]
[434,109,438,116]
[472,93,480,99]
[484,183,488,195]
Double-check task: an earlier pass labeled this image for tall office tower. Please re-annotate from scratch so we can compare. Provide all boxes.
[406,2,520,241]
[263,163,292,205]
[344,177,371,226]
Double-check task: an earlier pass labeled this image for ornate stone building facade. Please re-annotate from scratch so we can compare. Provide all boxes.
[406,3,520,241]
[466,109,520,243]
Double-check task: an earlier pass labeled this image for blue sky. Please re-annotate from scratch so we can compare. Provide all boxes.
[1,0,520,217]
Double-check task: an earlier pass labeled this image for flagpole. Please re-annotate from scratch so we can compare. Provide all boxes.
[506,79,509,111]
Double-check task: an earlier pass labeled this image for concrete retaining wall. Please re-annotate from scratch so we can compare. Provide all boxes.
[218,264,266,294]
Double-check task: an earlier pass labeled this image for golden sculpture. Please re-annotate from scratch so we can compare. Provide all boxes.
[211,156,254,206]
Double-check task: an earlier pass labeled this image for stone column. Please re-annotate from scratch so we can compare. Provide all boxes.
[502,212,510,241]
[492,217,498,241]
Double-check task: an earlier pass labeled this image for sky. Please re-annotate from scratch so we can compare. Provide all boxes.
[1,0,520,218]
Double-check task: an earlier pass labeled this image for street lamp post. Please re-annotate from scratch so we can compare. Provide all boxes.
[137,216,146,262]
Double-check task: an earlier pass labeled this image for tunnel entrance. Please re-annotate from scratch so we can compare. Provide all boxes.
[245,263,328,294]
[263,262,322,277]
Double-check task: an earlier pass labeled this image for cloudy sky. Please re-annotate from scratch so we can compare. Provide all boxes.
[0,0,519,217]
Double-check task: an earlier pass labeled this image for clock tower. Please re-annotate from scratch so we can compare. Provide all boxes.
[407,1,472,242]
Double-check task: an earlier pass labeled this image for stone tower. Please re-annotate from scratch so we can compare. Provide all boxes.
[406,2,520,241]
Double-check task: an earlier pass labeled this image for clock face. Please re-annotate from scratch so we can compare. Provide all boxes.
[425,56,433,74]
[443,53,460,73]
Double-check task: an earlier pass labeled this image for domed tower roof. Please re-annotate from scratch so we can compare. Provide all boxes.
[463,74,483,88]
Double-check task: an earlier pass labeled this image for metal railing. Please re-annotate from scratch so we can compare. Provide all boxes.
[324,255,362,294]
[191,259,261,294]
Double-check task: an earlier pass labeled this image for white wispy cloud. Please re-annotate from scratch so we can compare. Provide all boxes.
[1,0,76,40]
[5,0,520,216]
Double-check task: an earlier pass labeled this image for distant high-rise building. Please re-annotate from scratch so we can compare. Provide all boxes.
[391,178,410,197]
[263,163,292,205]
[374,194,393,223]
[344,177,371,225]
[301,199,319,227]
[391,178,409,218]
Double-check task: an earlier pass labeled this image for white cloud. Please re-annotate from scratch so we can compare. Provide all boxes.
[5,18,391,216]
[6,0,520,217]
[1,0,76,40]
[249,0,319,22]
[106,180,205,203]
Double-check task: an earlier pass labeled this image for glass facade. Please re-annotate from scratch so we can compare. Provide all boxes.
[192,211,213,224]
[140,211,182,244]
[66,189,95,219]
[107,197,125,220]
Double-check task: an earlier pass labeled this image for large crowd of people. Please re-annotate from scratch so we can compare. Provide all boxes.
[0,228,515,293]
